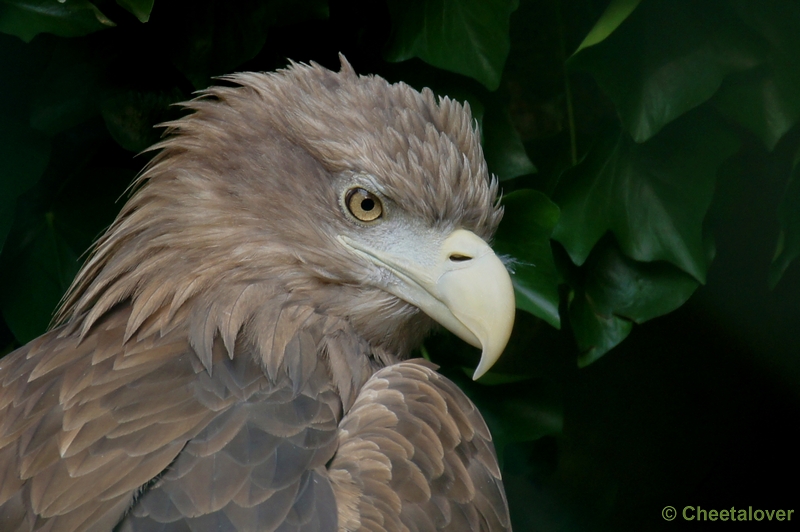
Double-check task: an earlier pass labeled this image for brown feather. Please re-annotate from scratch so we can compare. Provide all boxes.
[329,360,511,532]
[1,57,509,531]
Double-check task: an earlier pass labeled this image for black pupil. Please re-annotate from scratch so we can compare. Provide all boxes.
[360,198,375,211]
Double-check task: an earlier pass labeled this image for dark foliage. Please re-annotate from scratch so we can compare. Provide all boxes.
[2,0,800,529]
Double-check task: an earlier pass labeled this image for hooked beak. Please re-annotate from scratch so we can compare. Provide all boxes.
[338,229,515,379]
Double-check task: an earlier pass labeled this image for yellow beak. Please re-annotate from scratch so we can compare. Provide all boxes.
[338,229,515,379]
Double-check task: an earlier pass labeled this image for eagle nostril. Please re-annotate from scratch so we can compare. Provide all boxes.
[449,254,472,262]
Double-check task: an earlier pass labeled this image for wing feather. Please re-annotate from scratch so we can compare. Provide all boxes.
[0,303,343,531]
[329,360,511,532]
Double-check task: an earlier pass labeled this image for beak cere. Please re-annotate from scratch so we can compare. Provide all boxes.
[338,229,516,380]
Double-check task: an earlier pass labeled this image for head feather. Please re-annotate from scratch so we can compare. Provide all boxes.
[56,57,502,364]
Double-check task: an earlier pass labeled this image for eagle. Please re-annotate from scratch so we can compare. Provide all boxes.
[0,57,516,532]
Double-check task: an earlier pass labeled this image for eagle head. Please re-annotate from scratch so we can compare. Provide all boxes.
[58,56,515,379]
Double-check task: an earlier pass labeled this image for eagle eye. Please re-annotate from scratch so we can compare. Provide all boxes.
[345,188,383,222]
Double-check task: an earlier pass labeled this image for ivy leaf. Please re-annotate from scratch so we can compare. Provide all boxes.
[570,238,699,367]
[0,0,114,42]
[483,103,536,181]
[385,0,518,91]
[493,190,560,328]
[573,0,641,54]
[115,0,154,23]
[770,152,800,288]
[552,112,739,283]
[570,0,763,143]
[713,2,800,151]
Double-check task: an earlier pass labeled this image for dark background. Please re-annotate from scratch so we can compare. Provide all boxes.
[1,0,799,530]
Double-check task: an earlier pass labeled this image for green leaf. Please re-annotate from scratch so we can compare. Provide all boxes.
[493,190,560,328]
[570,239,699,367]
[570,0,764,142]
[0,0,114,42]
[574,0,641,54]
[385,0,518,91]
[713,2,800,151]
[570,297,631,368]
[170,0,328,89]
[770,152,800,288]
[552,112,739,283]
[483,103,536,181]
[115,0,154,23]
[714,70,800,152]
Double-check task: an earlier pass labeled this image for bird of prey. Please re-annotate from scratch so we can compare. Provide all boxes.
[0,56,516,532]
